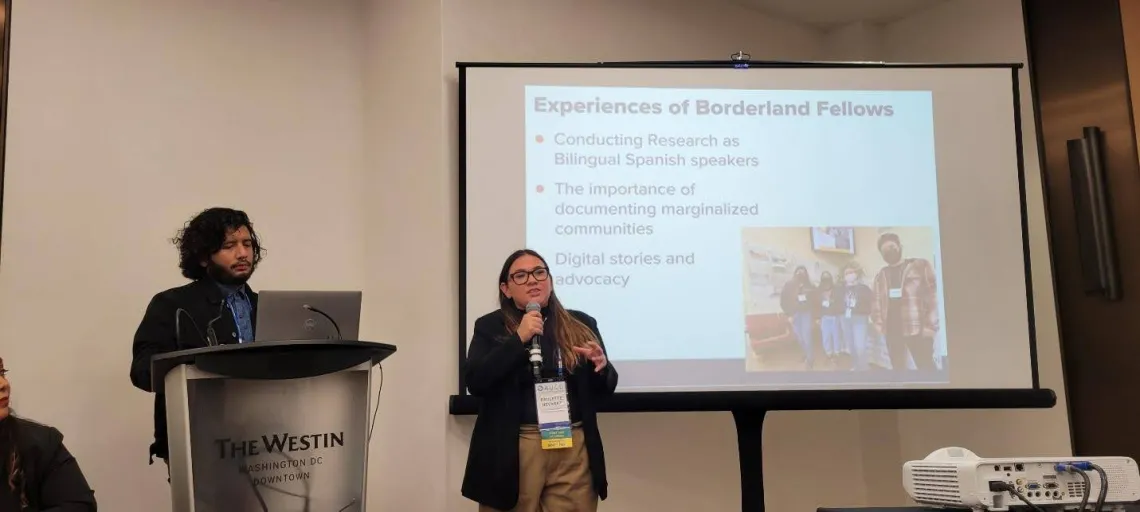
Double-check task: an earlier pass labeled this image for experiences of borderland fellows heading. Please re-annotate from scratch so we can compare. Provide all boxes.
[533,96,896,118]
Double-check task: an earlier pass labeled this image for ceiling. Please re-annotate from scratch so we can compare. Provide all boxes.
[739,0,947,29]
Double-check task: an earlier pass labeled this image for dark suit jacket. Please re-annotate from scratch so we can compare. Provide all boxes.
[129,279,258,462]
[461,309,618,510]
[0,417,97,511]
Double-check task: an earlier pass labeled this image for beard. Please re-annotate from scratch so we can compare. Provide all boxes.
[882,248,902,265]
[206,259,254,286]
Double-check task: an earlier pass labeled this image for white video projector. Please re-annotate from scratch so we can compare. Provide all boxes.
[903,447,1140,511]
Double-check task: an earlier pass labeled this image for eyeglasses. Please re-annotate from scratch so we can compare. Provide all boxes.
[508,267,549,285]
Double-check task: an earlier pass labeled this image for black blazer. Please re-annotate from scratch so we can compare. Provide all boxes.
[841,283,875,316]
[129,279,258,462]
[461,309,618,511]
[780,280,816,316]
[0,417,97,511]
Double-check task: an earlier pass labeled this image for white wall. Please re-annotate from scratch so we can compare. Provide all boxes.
[1,0,367,509]
[882,0,1072,484]
[361,0,453,510]
[825,21,887,61]
[820,0,1073,506]
[0,0,1067,511]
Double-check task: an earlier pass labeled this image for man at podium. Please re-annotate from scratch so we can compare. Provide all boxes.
[128,207,264,468]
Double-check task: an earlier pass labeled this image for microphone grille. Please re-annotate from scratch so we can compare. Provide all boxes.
[525,301,541,313]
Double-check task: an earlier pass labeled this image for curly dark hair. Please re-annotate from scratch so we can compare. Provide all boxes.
[171,207,264,280]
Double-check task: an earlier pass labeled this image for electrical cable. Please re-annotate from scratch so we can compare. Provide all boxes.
[367,364,384,441]
[1070,466,1092,511]
[1057,461,1108,511]
[1091,462,1109,511]
[992,482,1046,512]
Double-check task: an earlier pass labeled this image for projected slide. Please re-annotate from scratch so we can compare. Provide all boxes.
[522,86,947,387]
[463,66,1035,392]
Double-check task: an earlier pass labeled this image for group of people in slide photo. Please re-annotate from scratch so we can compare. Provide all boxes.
[744,227,945,374]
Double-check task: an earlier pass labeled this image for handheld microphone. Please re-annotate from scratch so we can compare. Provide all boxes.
[174,308,207,349]
[302,304,343,340]
[526,301,542,379]
[205,300,228,346]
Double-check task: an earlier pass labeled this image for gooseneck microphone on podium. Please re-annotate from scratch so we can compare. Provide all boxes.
[526,301,543,379]
[174,308,207,349]
[205,300,228,346]
[303,304,343,340]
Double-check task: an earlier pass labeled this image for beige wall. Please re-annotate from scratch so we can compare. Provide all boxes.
[2,0,368,510]
[0,0,1067,511]
[881,0,1072,480]
[861,0,1073,504]
[824,21,887,61]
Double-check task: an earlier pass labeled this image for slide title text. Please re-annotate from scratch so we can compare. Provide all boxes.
[533,96,895,118]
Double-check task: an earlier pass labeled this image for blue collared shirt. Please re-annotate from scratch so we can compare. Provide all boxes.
[218,283,254,343]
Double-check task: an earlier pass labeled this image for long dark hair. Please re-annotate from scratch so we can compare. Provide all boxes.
[497,249,596,372]
[0,414,26,509]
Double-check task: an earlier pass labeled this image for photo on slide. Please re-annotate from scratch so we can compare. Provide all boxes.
[741,226,947,374]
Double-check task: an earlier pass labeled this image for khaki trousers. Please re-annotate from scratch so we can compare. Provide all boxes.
[480,424,598,512]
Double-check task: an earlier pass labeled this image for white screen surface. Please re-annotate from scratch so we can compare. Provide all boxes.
[462,65,1035,392]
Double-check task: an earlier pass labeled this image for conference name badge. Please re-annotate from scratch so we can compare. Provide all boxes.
[535,380,573,450]
[888,288,903,299]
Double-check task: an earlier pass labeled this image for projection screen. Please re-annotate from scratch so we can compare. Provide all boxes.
[459,63,1038,395]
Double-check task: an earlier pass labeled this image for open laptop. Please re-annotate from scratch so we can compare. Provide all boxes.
[254,290,362,342]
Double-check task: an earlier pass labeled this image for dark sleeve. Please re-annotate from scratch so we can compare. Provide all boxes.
[856,284,875,316]
[582,314,618,397]
[779,283,795,315]
[130,294,178,392]
[463,316,527,397]
[34,428,97,512]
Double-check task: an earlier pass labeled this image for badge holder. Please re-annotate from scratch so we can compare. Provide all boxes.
[534,350,572,449]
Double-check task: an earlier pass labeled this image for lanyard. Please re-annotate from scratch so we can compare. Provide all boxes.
[554,347,564,379]
[536,344,565,381]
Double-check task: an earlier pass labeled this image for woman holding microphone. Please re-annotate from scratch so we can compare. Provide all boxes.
[462,249,618,512]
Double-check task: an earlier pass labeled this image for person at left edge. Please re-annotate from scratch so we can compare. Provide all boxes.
[0,356,98,511]
[462,249,618,512]
[128,207,264,468]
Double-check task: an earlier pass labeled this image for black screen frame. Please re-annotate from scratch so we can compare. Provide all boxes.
[451,60,1054,415]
